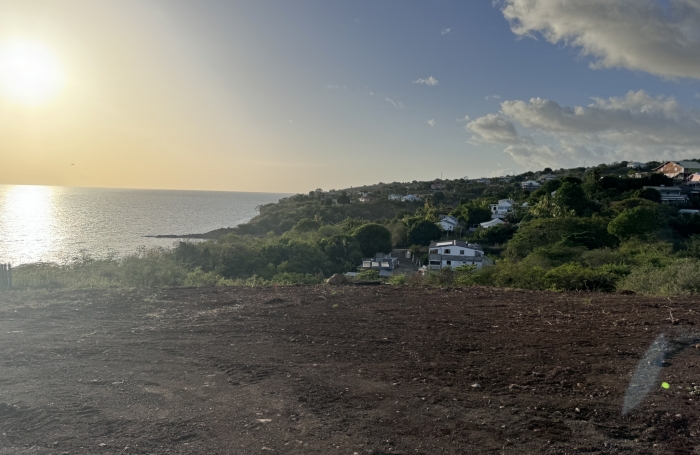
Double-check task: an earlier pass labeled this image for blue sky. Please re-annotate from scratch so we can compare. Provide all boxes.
[2,0,700,191]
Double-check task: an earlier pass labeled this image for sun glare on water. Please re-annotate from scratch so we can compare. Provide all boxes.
[0,41,64,105]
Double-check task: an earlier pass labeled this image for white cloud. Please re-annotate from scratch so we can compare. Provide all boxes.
[441,27,452,35]
[413,76,439,86]
[466,114,521,144]
[486,95,502,100]
[456,115,470,122]
[467,90,700,169]
[427,119,435,127]
[500,0,700,80]
[385,97,404,109]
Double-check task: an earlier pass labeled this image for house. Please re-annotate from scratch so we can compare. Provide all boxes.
[654,161,700,181]
[388,194,402,201]
[634,172,649,179]
[489,199,516,219]
[438,215,460,232]
[360,253,397,277]
[401,194,422,202]
[679,209,700,216]
[521,180,541,190]
[688,173,700,183]
[427,240,490,270]
[431,180,446,190]
[539,174,557,182]
[359,196,373,203]
[627,161,644,169]
[480,218,505,229]
[643,186,688,203]
[476,178,491,185]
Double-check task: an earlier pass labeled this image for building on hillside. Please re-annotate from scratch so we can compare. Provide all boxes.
[539,174,557,182]
[431,180,446,190]
[388,194,402,201]
[427,240,490,270]
[654,161,700,181]
[401,194,422,202]
[489,199,516,219]
[476,178,490,185]
[438,215,460,232]
[521,180,541,190]
[360,253,397,277]
[359,195,373,203]
[480,218,505,229]
[679,209,700,216]
[627,161,644,169]
[642,186,688,203]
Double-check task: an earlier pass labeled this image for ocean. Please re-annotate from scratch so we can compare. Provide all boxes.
[0,185,290,265]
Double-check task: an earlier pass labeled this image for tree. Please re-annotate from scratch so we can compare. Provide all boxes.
[637,187,662,203]
[353,224,392,257]
[337,192,350,205]
[553,181,590,216]
[292,218,321,232]
[608,207,658,240]
[321,235,363,272]
[432,191,445,203]
[408,220,442,246]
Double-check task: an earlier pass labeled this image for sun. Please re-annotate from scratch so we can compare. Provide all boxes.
[0,41,64,105]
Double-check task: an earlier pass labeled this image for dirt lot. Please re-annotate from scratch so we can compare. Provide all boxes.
[0,285,699,454]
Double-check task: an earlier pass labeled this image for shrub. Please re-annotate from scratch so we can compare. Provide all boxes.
[355,269,380,280]
[617,259,700,295]
[543,263,617,292]
[387,274,406,285]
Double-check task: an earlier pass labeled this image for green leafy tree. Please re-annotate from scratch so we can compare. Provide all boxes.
[553,181,591,216]
[505,217,617,259]
[408,220,442,246]
[608,207,658,240]
[321,235,363,272]
[353,224,392,257]
[637,187,662,203]
[292,218,321,232]
[337,192,350,205]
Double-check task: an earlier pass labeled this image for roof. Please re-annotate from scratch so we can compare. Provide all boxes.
[480,218,505,228]
[439,215,459,224]
[677,161,700,169]
[429,240,483,251]
[643,186,682,191]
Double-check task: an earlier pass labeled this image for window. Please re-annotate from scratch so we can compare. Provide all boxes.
[446,260,451,265]
[429,260,440,265]
[444,249,451,254]
[429,249,438,254]
[460,250,464,255]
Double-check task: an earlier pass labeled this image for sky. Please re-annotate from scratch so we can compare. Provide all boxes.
[1,0,700,193]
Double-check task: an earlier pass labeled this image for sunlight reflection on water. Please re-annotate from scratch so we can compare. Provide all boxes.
[0,185,288,264]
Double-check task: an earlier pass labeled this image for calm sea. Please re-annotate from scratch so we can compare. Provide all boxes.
[0,185,289,265]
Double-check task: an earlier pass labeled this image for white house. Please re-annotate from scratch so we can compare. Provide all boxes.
[627,161,644,169]
[402,194,422,202]
[431,180,446,190]
[521,180,541,190]
[438,215,460,231]
[359,196,373,203]
[679,209,700,216]
[489,199,516,219]
[642,186,688,203]
[476,178,491,185]
[388,194,402,201]
[427,240,490,270]
[539,174,557,182]
[480,218,505,229]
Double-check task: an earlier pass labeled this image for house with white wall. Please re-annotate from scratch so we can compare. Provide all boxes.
[489,199,515,219]
[427,240,490,270]
[388,194,402,201]
[402,194,422,202]
[438,215,459,232]
[521,180,541,190]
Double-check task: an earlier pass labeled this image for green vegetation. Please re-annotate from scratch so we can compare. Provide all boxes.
[11,159,700,295]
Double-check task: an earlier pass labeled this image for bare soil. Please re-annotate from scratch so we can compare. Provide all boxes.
[0,285,699,454]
